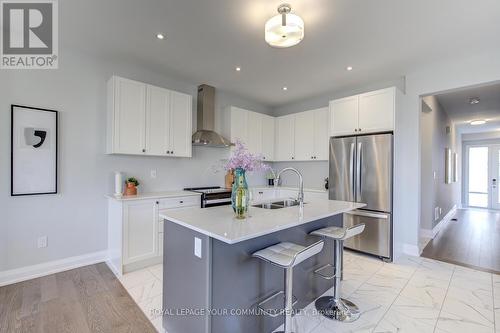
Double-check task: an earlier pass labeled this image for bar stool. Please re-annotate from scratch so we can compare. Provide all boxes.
[309,224,365,322]
[253,240,324,333]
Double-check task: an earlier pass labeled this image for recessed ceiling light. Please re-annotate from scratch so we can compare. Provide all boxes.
[346,66,353,71]
[469,97,480,105]
[235,67,241,72]
[470,120,487,126]
[156,33,165,40]
[282,86,288,91]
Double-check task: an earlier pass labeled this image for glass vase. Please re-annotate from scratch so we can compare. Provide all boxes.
[231,168,249,219]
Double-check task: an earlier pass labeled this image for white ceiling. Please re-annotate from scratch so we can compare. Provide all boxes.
[435,82,500,133]
[61,0,500,107]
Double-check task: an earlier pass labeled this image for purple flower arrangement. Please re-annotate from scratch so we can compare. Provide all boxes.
[225,140,269,172]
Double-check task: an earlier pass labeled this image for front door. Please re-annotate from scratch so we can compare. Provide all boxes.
[491,145,500,210]
[466,144,500,210]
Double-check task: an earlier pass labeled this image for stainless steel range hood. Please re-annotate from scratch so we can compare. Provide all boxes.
[192,84,233,148]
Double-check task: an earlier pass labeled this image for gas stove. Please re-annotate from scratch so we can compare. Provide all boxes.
[184,186,232,208]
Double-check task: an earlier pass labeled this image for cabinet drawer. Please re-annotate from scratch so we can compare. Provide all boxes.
[158,196,200,209]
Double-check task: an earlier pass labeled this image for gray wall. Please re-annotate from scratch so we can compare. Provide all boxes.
[273,161,328,190]
[420,96,460,231]
[0,49,271,272]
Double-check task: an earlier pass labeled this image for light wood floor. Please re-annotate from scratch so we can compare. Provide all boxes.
[0,263,156,333]
[421,208,500,274]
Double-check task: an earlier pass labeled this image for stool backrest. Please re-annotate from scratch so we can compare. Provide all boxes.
[293,240,324,267]
[344,223,365,240]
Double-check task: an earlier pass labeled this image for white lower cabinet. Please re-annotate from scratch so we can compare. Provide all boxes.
[107,194,200,276]
[123,200,158,265]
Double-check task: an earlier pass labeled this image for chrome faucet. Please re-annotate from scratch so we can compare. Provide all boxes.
[275,167,304,208]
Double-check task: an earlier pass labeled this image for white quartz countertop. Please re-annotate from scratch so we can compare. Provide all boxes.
[106,191,201,201]
[159,199,365,244]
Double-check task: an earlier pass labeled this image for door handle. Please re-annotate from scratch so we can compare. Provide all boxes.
[356,142,362,202]
[345,210,389,219]
[349,142,355,201]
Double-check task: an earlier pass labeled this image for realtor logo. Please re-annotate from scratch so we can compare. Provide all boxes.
[1,0,58,69]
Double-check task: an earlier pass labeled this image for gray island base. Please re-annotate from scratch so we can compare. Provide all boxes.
[160,199,364,333]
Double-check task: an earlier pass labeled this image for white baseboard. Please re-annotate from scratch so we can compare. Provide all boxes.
[417,205,458,255]
[431,205,457,238]
[0,251,107,287]
[402,243,420,257]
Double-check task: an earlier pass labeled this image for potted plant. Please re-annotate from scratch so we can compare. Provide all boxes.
[226,140,269,219]
[125,177,140,196]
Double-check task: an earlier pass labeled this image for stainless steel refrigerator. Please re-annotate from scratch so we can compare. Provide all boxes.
[329,132,393,260]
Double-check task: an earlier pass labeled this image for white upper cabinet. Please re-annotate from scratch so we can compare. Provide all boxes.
[312,107,329,160]
[275,114,295,161]
[284,107,329,162]
[329,87,397,136]
[261,115,275,161]
[169,90,193,157]
[229,107,249,144]
[108,76,147,154]
[358,87,395,133]
[247,111,263,155]
[226,106,275,161]
[107,76,192,157]
[294,110,314,161]
[329,95,359,137]
[146,85,170,155]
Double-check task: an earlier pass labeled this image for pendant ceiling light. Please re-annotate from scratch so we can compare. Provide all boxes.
[265,4,304,48]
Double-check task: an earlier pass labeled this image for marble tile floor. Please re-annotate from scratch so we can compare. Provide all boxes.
[119,251,500,333]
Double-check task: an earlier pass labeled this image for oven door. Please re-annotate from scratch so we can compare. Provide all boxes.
[203,192,232,208]
[343,210,392,259]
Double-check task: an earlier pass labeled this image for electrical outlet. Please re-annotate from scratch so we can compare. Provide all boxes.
[434,207,440,221]
[150,169,157,178]
[433,171,437,180]
[37,236,48,248]
[194,237,202,258]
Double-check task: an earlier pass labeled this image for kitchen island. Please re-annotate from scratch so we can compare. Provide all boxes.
[159,198,364,333]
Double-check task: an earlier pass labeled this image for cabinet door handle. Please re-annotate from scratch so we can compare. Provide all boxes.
[291,157,294,160]
[142,149,146,153]
[258,191,263,194]
[354,129,358,132]
[179,200,184,204]
[156,201,159,205]
[359,128,362,132]
[171,151,174,154]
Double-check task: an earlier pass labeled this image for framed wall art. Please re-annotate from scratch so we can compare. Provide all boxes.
[11,105,58,196]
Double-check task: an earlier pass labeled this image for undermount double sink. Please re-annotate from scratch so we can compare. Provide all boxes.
[252,199,304,210]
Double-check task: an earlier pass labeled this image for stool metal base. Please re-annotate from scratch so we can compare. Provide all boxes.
[315,296,360,322]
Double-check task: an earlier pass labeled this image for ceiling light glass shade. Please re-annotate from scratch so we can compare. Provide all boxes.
[265,6,304,48]
[470,120,487,126]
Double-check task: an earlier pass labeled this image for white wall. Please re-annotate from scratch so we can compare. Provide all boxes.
[0,49,271,272]
[396,51,500,255]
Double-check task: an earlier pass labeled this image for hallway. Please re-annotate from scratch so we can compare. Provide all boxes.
[421,209,500,274]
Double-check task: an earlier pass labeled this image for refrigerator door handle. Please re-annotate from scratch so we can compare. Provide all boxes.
[350,142,355,201]
[356,142,362,202]
[345,210,389,219]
